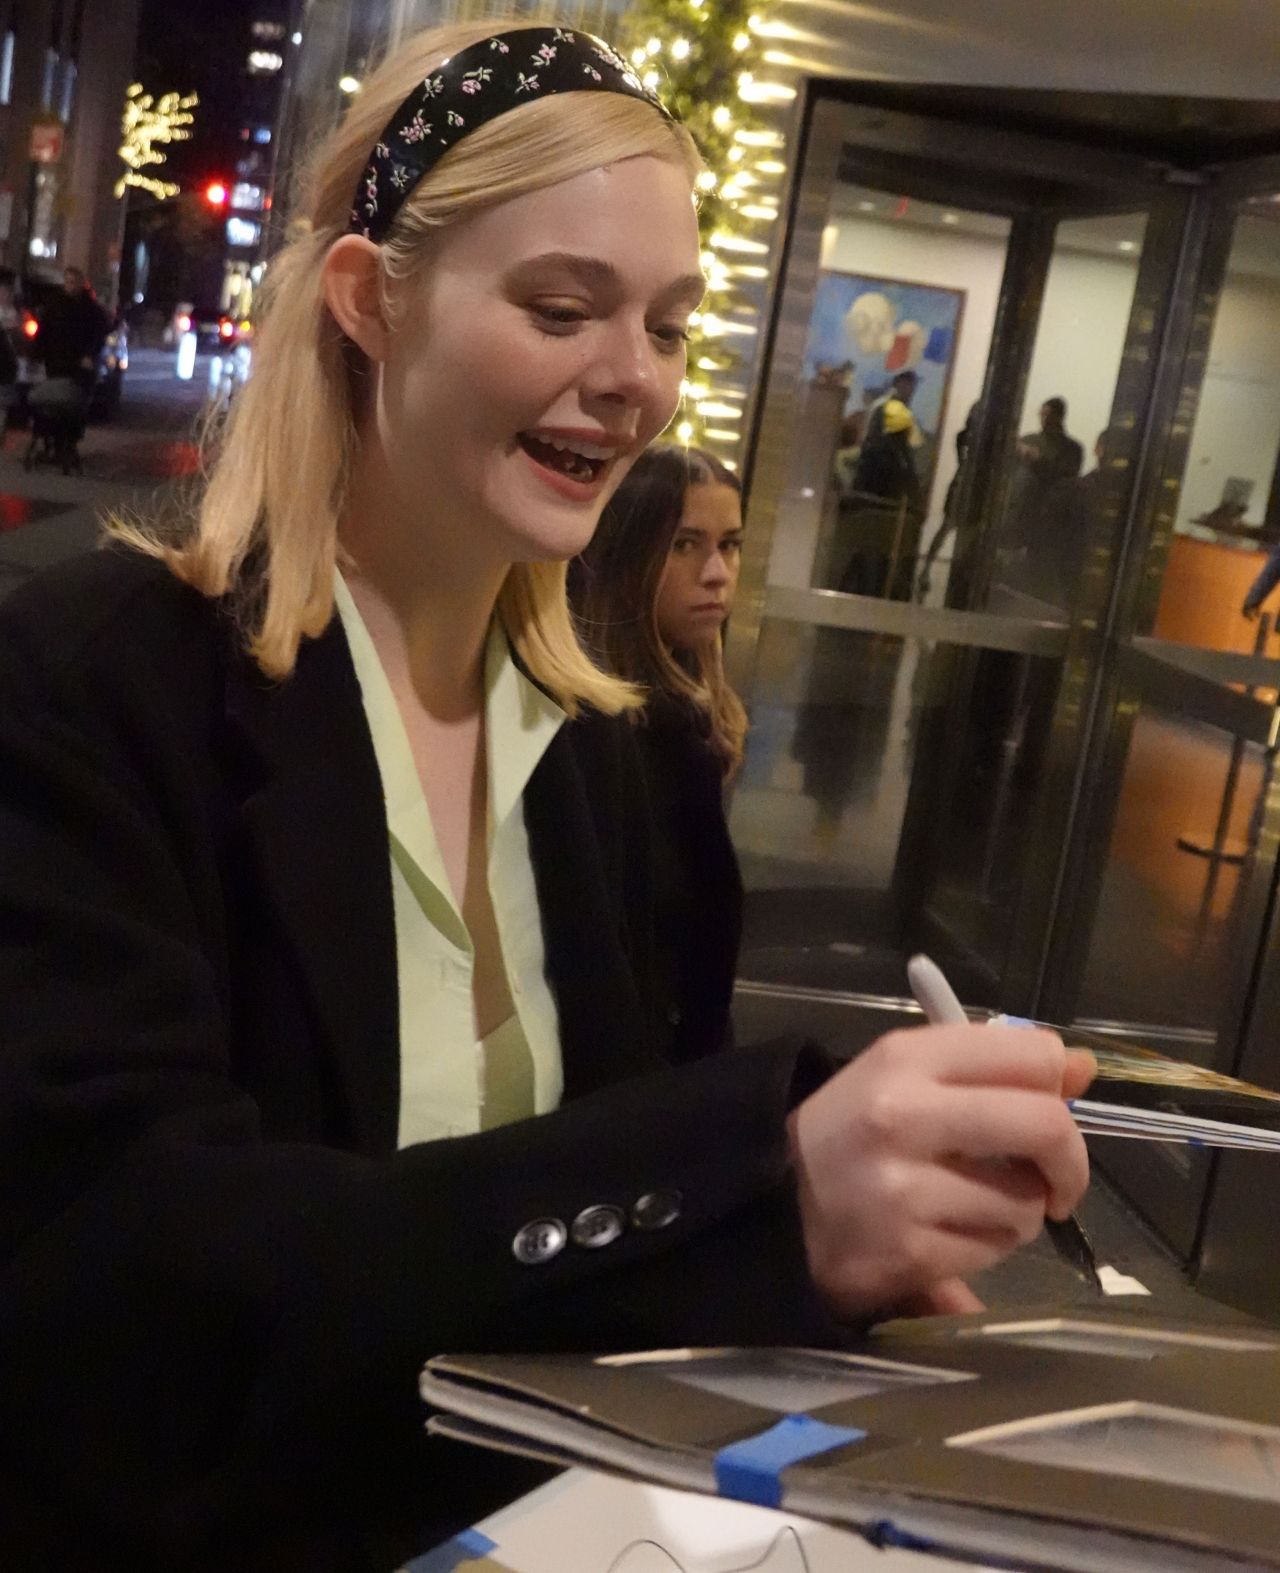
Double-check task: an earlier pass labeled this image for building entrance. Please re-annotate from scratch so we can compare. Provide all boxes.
[729,85,1280,1313]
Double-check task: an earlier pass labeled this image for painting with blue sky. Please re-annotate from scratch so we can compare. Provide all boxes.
[805,269,966,486]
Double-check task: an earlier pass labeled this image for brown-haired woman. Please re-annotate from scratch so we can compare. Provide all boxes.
[572,444,747,1062]
[0,20,1093,1571]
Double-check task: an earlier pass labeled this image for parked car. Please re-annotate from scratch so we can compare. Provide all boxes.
[170,303,245,353]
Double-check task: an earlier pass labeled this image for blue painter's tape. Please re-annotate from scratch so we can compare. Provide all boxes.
[714,1413,865,1509]
[404,1526,498,1571]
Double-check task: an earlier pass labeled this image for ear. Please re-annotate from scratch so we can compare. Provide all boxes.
[322,235,391,362]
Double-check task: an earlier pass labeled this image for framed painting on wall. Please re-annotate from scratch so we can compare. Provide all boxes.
[805,269,967,509]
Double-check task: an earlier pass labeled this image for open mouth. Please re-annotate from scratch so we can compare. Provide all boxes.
[518,432,611,486]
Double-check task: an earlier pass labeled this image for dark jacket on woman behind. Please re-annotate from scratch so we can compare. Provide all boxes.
[638,695,743,1063]
[0,550,838,1572]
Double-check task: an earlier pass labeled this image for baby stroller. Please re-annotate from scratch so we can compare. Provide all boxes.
[24,377,88,475]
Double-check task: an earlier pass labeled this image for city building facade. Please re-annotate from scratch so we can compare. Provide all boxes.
[218,1,296,320]
[0,0,142,298]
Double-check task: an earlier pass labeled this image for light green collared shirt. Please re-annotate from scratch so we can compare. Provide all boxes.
[334,573,566,1148]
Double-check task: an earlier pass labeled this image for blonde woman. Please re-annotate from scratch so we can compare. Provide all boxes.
[0,20,1093,1570]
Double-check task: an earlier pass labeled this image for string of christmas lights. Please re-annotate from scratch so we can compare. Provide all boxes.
[616,3,794,465]
[116,83,199,203]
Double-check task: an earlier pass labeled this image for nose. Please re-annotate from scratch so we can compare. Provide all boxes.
[701,551,731,588]
[580,316,660,411]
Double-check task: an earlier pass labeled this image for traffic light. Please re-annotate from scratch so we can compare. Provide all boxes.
[204,180,229,208]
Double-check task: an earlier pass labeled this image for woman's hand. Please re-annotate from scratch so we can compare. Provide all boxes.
[787,1023,1095,1319]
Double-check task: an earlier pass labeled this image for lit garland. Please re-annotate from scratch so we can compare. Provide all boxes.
[116,83,198,202]
[615,3,790,465]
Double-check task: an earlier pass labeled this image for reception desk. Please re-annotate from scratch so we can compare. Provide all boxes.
[1153,530,1278,653]
[1080,529,1277,1029]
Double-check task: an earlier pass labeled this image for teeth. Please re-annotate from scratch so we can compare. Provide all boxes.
[541,436,612,461]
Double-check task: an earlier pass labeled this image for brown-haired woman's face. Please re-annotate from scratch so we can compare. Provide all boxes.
[379,154,704,570]
[654,480,743,652]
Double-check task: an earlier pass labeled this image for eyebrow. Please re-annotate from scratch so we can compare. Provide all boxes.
[508,251,706,307]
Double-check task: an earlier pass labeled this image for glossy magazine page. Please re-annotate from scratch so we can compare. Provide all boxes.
[992,1018,1280,1148]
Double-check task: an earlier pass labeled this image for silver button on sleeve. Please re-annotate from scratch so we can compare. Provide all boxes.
[512,1217,568,1266]
[571,1203,626,1249]
[631,1190,682,1232]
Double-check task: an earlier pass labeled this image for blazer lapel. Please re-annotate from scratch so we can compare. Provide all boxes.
[525,725,665,1100]
[223,618,400,1155]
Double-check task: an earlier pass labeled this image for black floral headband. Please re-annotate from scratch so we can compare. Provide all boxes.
[349,27,674,243]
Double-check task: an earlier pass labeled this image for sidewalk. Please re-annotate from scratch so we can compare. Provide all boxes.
[0,347,211,600]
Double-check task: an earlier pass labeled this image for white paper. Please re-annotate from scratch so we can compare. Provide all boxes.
[449,1468,998,1572]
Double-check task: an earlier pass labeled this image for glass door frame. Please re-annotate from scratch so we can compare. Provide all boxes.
[731,82,1280,1302]
[728,85,1217,1016]
[1030,154,1280,1040]
[1031,149,1280,1280]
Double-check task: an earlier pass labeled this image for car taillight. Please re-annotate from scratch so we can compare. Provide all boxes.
[219,319,235,340]
[177,314,192,334]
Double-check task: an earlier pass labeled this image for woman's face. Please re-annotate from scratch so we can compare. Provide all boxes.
[654,480,744,652]
[377,154,703,570]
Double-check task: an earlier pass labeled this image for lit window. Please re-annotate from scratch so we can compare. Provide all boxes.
[58,59,77,124]
[0,32,14,107]
[231,183,265,212]
[40,48,57,111]
[251,20,286,40]
[253,127,272,145]
[248,50,284,74]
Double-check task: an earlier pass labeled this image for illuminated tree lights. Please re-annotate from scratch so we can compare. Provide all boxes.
[616,3,790,461]
[116,83,199,203]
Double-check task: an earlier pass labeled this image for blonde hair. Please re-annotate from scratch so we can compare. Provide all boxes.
[111,19,701,715]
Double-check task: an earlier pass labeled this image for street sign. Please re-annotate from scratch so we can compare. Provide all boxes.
[29,123,64,164]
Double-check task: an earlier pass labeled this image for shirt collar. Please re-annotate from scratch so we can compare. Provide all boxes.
[333,571,565,848]
[485,617,566,831]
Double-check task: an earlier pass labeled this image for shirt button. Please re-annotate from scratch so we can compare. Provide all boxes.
[631,1190,682,1232]
[571,1204,626,1250]
[511,1217,567,1266]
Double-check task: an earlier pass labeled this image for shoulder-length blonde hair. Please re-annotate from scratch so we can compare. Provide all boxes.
[569,445,749,774]
[111,19,701,715]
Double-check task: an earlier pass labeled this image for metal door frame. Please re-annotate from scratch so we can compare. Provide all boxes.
[729,83,1280,1299]
[726,85,1217,1011]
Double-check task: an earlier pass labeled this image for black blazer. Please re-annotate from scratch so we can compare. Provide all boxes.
[0,551,837,1572]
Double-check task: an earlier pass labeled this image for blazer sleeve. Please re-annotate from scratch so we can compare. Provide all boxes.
[0,594,840,1561]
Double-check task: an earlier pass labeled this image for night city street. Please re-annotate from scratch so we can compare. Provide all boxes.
[0,347,211,599]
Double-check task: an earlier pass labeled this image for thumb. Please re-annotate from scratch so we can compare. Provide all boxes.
[1061,1048,1096,1101]
[892,1278,987,1319]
